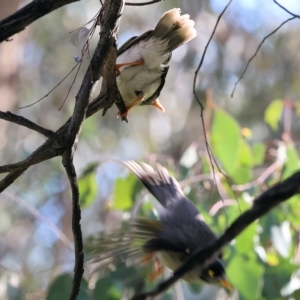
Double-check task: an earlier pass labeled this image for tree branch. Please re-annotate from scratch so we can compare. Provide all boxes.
[0,0,79,42]
[0,0,125,189]
[273,0,300,18]
[231,16,297,97]
[125,0,161,6]
[0,168,27,193]
[62,150,83,300]
[132,170,300,300]
[0,111,58,140]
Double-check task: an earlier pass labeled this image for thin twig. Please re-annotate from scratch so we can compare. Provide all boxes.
[193,0,233,109]
[20,61,81,109]
[3,191,72,249]
[179,174,213,187]
[192,0,233,224]
[231,16,297,97]
[125,0,161,6]
[131,170,300,300]
[232,159,284,191]
[0,111,58,140]
[273,0,300,17]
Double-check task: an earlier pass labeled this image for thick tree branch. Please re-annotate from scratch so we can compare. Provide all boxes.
[132,170,300,300]
[62,150,83,300]
[0,0,79,42]
[0,111,58,140]
[0,0,125,189]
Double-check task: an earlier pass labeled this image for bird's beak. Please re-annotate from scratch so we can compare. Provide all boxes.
[219,278,233,291]
[151,99,165,112]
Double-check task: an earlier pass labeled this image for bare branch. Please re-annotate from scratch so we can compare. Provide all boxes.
[67,0,125,143]
[62,150,83,300]
[0,0,79,43]
[131,170,300,300]
[0,169,27,193]
[193,0,233,109]
[232,160,284,192]
[3,191,72,249]
[0,111,58,140]
[192,1,233,223]
[273,0,300,18]
[0,0,125,191]
[125,0,161,6]
[231,16,297,97]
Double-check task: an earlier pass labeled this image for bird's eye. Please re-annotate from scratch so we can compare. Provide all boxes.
[208,270,214,278]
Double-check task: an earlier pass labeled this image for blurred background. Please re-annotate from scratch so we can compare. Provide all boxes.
[1,0,300,299]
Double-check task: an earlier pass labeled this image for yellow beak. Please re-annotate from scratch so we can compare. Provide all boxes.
[219,278,233,291]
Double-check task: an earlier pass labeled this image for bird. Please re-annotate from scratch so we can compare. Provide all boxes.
[89,161,232,292]
[115,8,197,118]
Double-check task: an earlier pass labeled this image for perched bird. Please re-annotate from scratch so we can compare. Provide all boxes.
[90,161,232,291]
[116,8,197,117]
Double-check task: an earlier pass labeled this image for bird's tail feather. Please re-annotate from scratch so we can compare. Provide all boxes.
[152,8,197,52]
[124,161,185,208]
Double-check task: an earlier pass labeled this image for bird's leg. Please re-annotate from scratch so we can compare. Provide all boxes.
[115,59,144,76]
[141,252,154,265]
[147,257,164,281]
[117,94,144,118]
[140,253,164,281]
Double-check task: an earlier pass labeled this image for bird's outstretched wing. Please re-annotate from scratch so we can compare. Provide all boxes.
[87,218,163,277]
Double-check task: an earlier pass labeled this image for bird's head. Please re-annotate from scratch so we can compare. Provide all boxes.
[199,259,232,291]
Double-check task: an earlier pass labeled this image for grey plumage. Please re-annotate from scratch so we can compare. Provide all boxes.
[89,162,221,283]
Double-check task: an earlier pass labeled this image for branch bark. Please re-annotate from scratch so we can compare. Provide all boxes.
[132,170,300,300]
[0,0,79,42]
[62,150,83,300]
[0,111,58,140]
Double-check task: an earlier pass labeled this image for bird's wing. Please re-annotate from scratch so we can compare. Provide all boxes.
[140,55,171,106]
[87,218,163,277]
[124,161,185,208]
[117,30,153,56]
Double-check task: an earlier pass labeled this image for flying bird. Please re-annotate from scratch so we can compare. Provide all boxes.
[90,161,232,292]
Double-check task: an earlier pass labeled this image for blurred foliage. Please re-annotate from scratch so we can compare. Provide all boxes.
[1,0,300,299]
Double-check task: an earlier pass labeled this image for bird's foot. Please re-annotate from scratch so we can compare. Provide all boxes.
[115,59,144,77]
[147,258,164,281]
[117,108,129,119]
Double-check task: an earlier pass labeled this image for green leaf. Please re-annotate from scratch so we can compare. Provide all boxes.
[93,277,121,300]
[235,223,256,254]
[47,274,90,300]
[227,256,264,300]
[264,99,283,130]
[252,143,266,166]
[112,173,141,210]
[231,165,252,184]
[239,139,253,167]
[78,163,98,209]
[282,143,300,180]
[211,108,240,174]
[263,258,297,299]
